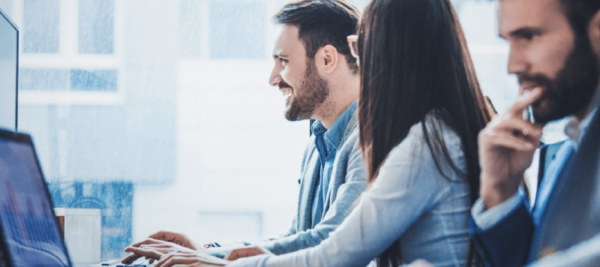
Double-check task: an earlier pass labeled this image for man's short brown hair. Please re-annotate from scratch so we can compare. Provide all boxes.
[274,0,360,74]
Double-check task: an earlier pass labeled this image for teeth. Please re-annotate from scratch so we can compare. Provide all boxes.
[281,88,292,96]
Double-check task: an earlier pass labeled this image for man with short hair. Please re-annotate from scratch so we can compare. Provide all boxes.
[470,0,600,266]
[122,0,367,264]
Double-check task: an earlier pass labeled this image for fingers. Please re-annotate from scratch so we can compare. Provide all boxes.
[224,250,241,261]
[225,246,270,261]
[130,238,166,248]
[149,230,174,240]
[491,116,543,139]
[155,253,199,267]
[506,87,543,116]
[485,131,539,151]
[157,256,199,267]
[121,253,142,264]
[126,247,164,261]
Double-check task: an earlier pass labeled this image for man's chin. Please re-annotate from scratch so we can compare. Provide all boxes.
[531,104,567,124]
[284,108,311,122]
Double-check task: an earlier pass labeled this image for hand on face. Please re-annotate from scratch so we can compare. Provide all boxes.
[121,231,198,264]
[224,245,273,261]
[479,88,544,209]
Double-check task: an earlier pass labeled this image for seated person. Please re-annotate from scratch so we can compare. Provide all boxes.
[126,0,493,266]
[469,0,600,266]
[121,0,368,263]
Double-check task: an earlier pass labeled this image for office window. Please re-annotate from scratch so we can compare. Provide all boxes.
[179,0,203,58]
[20,68,117,92]
[79,0,115,54]
[20,69,69,91]
[209,1,266,59]
[23,0,60,53]
[71,69,117,91]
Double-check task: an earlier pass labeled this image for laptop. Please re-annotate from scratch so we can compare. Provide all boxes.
[0,129,151,267]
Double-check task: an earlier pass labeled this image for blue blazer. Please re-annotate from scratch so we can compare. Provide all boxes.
[470,109,600,267]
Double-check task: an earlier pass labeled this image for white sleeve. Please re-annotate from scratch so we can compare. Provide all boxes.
[471,193,523,231]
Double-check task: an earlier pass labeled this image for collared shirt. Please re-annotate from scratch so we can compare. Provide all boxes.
[230,112,471,267]
[473,84,600,230]
[310,100,358,227]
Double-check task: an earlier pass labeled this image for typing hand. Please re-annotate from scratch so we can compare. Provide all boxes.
[479,87,544,210]
[149,230,199,250]
[153,251,229,267]
[121,238,196,264]
[225,245,274,261]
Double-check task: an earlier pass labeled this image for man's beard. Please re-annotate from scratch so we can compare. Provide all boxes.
[283,60,330,121]
[517,35,599,124]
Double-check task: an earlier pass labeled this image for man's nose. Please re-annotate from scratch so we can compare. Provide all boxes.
[507,47,529,75]
[269,65,282,87]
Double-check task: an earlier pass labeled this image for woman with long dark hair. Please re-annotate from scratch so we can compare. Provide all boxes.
[354,0,491,265]
[128,0,491,266]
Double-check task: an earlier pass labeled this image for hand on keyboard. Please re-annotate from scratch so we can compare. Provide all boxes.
[122,238,195,264]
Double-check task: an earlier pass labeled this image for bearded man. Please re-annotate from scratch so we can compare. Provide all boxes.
[121,0,367,264]
[470,0,600,266]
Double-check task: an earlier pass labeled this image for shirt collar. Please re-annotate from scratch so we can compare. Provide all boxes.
[311,100,358,151]
[564,83,600,148]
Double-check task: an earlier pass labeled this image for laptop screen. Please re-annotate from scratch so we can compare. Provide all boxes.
[0,137,70,267]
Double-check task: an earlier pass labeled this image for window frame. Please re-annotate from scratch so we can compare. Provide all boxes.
[12,0,125,105]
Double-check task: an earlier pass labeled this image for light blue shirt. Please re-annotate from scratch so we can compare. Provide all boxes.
[230,113,471,267]
[310,101,358,227]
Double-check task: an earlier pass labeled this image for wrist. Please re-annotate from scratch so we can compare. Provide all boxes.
[480,173,520,210]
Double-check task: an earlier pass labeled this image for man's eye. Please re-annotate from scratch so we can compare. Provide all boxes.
[524,32,538,40]
[280,59,288,65]
[517,31,541,41]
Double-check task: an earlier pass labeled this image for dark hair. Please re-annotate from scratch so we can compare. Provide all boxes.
[357,0,492,266]
[558,0,600,40]
[274,0,360,73]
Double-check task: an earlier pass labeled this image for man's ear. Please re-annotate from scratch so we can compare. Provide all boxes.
[589,10,600,58]
[316,45,339,74]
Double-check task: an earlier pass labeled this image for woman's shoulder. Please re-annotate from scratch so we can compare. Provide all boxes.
[406,111,461,145]
[386,111,463,165]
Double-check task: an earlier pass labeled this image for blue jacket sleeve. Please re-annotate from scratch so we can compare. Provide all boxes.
[470,201,535,267]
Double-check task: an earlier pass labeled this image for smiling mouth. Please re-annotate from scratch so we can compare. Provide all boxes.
[280,87,292,96]
[279,87,293,106]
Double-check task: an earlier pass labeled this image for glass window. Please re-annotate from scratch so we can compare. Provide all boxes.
[20,69,69,91]
[209,0,265,59]
[23,0,60,53]
[78,0,115,54]
[70,69,117,91]
[19,69,117,92]
[179,0,203,58]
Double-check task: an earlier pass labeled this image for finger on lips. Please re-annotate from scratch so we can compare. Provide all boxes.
[509,87,543,115]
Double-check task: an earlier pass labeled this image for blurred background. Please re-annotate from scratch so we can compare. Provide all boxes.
[0,0,568,262]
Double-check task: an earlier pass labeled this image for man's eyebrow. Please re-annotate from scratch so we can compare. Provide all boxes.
[508,27,541,38]
[273,53,288,59]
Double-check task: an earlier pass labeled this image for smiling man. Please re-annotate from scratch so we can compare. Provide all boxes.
[122,0,367,264]
[470,0,600,266]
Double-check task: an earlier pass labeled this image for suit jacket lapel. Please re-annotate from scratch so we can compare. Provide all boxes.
[532,110,600,260]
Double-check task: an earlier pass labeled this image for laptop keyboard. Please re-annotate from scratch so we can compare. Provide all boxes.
[98,258,155,267]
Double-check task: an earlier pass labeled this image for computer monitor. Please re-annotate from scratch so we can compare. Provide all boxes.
[0,7,18,132]
[0,129,71,267]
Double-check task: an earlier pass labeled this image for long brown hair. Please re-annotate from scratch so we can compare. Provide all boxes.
[357,0,491,266]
